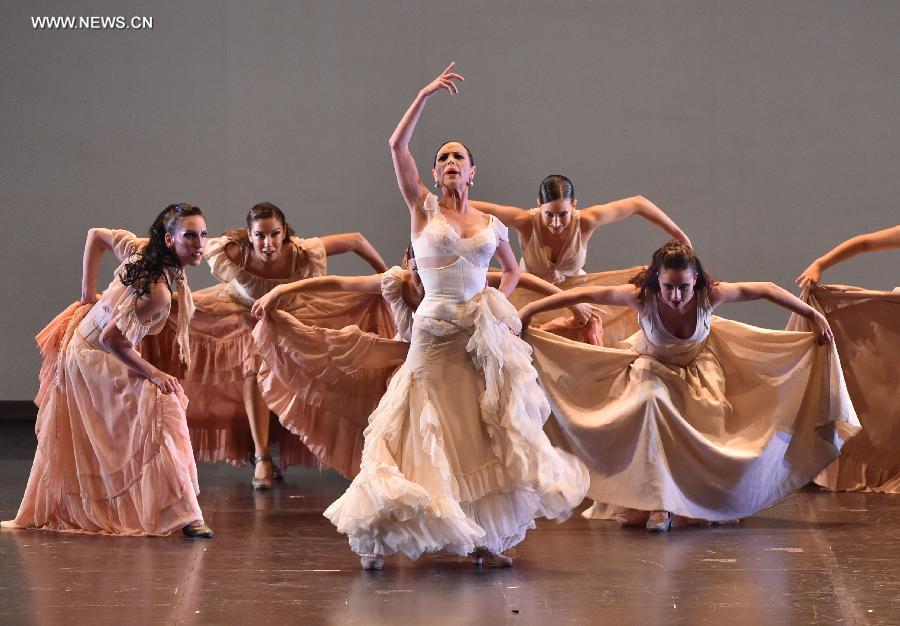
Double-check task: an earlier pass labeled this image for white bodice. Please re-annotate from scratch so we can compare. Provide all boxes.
[411,194,508,321]
[636,295,712,365]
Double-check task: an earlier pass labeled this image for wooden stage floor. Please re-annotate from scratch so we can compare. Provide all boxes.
[1,421,897,625]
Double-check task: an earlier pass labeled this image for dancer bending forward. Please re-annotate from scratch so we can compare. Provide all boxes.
[521,241,860,531]
[3,204,213,538]
[322,63,588,569]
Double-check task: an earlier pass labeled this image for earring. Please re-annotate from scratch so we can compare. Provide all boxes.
[434,180,439,188]
[468,179,475,188]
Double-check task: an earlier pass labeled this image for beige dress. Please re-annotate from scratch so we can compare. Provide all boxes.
[154,236,396,470]
[11,230,203,536]
[788,285,900,492]
[324,195,588,558]
[528,296,860,522]
[510,208,641,347]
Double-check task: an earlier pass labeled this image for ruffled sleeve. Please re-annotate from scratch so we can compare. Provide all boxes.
[491,216,509,242]
[205,236,244,283]
[111,230,145,262]
[380,266,414,342]
[292,236,328,277]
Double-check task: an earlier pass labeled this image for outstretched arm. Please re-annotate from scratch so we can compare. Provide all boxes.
[320,232,389,272]
[711,282,833,344]
[519,284,640,329]
[796,224,900,286]
[251,273,384,319]
[99,284,182,394]
[579,196,692,248]
[81,228,116,304]
[487,271,592,324]
[389,62,464,220]
[469,201,533,236]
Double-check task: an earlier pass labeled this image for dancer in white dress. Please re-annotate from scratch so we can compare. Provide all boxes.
[322,63,588,569]
[520,241,859,531]
[790,224,900,492]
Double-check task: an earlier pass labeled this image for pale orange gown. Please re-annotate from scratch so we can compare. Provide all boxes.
[10,230,204,536]
[789,285,900,492]
[154,236,396,471]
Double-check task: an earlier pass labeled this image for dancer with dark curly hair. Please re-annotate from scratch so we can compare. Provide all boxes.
[520,241,860,531]
[2,204,214,537]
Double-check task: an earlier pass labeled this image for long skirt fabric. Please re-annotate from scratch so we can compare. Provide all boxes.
[527,318,860,522]
[14,303,203,536]
[324,289,589,559]
[788,285,900,492]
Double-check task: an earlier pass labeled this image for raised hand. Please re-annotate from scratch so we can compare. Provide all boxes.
[419,62,464,98]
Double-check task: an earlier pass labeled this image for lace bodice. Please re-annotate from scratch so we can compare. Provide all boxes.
[411,194,508,321]
[411,194,508,269]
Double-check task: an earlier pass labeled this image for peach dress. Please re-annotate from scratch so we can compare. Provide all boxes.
[789,285,900,492]
[161,236,395,471]
[10,230,203,536]
[324,195,588,559]
[529,296,861,522]
[510,208,641,347]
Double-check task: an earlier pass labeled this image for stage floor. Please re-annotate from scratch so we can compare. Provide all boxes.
[0,421,897,625]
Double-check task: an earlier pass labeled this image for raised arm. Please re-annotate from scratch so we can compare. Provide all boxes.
[319,232,388,272]
[711,282,833,344]
[579,196,692,248]
[81,228,116,303]
[519,285,640,330]
[469,201,533,236]
[99,283,181,394]
[389,62,464,221]
[796,224,900,286]
[251,273,384,319]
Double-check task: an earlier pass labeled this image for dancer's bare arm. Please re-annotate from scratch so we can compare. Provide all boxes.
[579,196,692,248]
[796,225,900,286]
[712,282,833,344]
[251,274,384,319]
[320,232,389,272]
[389,62,464,230]
[493,239,522,297]
[81,228,117,304]
[99,283,182,393]
[519,285,640,329]
[487,271,591,324]
[469,201,533,238]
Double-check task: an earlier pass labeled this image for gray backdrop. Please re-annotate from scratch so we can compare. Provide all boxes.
[2,1,898,400]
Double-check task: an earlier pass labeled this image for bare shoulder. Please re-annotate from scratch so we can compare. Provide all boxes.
[134,281,172,322]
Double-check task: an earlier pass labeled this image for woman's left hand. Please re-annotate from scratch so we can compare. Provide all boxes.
[251,289,281,320]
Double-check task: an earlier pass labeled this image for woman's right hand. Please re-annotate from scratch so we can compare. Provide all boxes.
[419,62,464,98]
[148,369,183,395]
[80,291,99,305]
[811,311,834,345]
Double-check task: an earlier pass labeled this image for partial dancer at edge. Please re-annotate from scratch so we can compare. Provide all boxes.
[472,175,691,345]
[520,241,859,531]
[321,63,588,569]
[2,204,213,538]
[155,203,394,489]
[789,224,900,492]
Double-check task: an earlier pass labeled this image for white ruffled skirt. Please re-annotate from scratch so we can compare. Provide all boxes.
[323,288,588,558]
